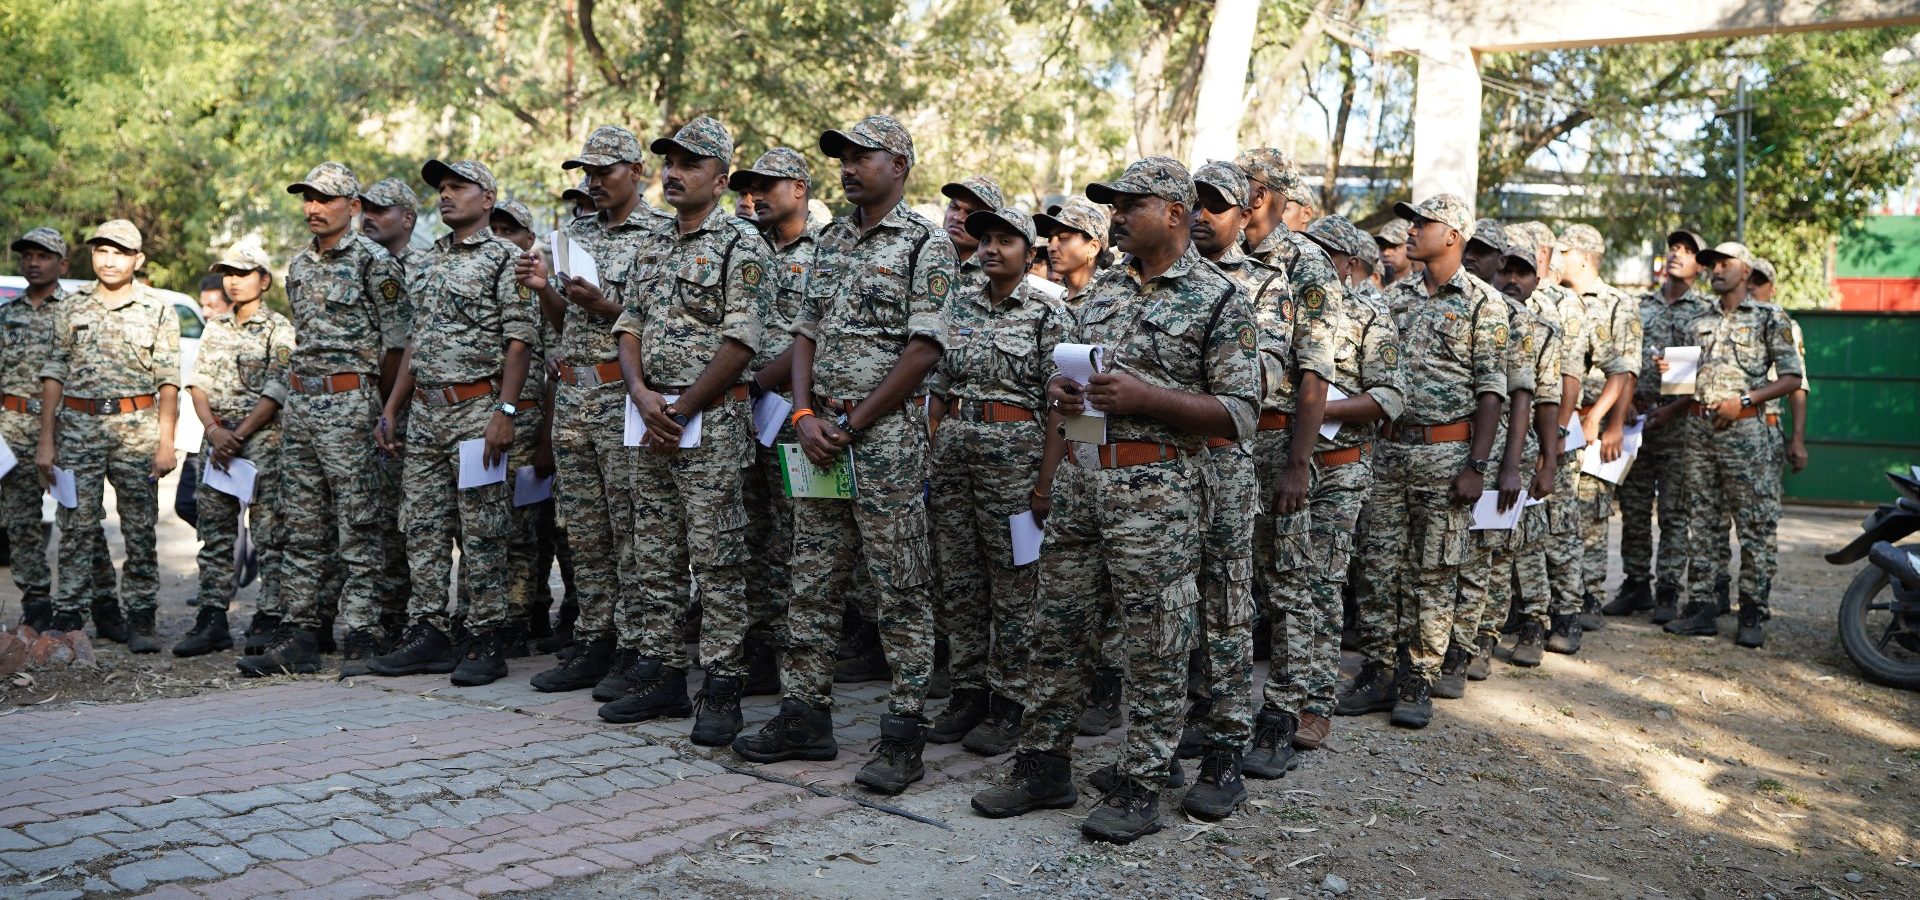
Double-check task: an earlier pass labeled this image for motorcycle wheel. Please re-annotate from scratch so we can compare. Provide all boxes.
[1837,565,1920,691]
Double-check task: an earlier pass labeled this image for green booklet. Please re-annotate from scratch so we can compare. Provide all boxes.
[779,443,856,499]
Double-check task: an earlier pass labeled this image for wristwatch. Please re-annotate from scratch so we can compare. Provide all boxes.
[1739,394,1754,409]
[1466,457,1496,475]
[495,402,520,418]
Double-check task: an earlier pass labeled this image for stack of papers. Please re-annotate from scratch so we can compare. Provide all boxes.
[549,230,600,288]
[1660,346,1701,396]
[203,458,259,505]
[751,392,792,447]
[47,466,76,509]
[1579,417,1645,484]
[1320,386,1347,440]
[513,466,554,507]
[1053,343,1107,443]
[0,440,15,481]
[1470,490,1529,531]
[1009,511,1043,565]
[1563,416,1587,453]
[457,438,507,490]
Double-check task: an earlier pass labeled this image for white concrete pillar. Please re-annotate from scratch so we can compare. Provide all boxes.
[1409,41,1482,203]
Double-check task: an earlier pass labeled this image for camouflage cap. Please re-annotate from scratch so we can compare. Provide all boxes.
[1664,228,1708,255]
[1086,156,1195,207]
[358,177,419,210]
[1750,256,1776,283]
[11,227,66,257]
[1034,195,1109,243]
[1234,147,1312,206]
[1302,215,1359,259]
[963,207,1038,246]
[1353,225,1381,269]
[940,175,1005,211]
[1192,161,1250,209]
[1556,223,1605,256]
[650,116,733,163]
[1516,221,1555,254]
[1499,225,1538,269]
[209,245,273,274]
[565,125,646,169]
[1375,217,1412,247]
[819,115,915,166]
[422,159,497,192]
[561,176,592,203]
[1394,193,1474,235]
[1467,217,1506,253]
[86,219,143,252]
[727,147,812,192]
[287,161,360,198]
[491,199,536,232]
[1696,240,1756,269]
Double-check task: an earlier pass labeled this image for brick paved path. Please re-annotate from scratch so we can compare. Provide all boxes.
[0,662,1015,898]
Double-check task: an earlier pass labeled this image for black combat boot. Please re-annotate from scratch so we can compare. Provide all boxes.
[315,615,337,654]
[592,647,641,701]
[1181,746,1247,820]
[742,635,781,696]
[926,637,951,700]
[855,713,930,795]
[598,658,692,724]
[1465,634,1496,681]
[832,624,891,685]
[1664,601,1720,637]
[1076,666,1124,735]
[970,751,1077,818]
[1090,758,1184,793]
[496,622,530,660]
[48,609,84,633]
[1334,661,1397,716]
[243,611,279,655]
[126,608,159,654]
[1510,619,1547,666]
[1389,676,1433,729]
[1714,575,1733,616]
[19,597,51,632]
[337,627,388,678]
[1432,644,1469,700]
[365,621,457,676]
[530,636,614,692]
[1601,576,1651,616]
[961,693,1025,756]
[450,631,508,686]
[172,607,232,657]
[690,674,745,747]
[1649,582,1681,625]
[1577,592,1605,632]
[1176,699,1211,759]
[91,598,128,644]
[527,602,552,645]
[1734,605,1765,649]
[1082,775,1162,844]
[1545,613,1583,655]
[1242,706,1298,779]
[732,697,838,763]
[535,599,577,654]
[235,624,321,677]
[928,687,989,744]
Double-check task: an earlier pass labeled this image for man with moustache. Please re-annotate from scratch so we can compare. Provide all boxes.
[3,228,75,631]
[356,176,425,651]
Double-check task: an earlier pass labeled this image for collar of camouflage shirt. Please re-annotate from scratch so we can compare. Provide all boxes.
[1124,242,1203,288]
[971,273,1037,312]
[437,226,501,252]
[848,199,918,237]
[668,203,731,239]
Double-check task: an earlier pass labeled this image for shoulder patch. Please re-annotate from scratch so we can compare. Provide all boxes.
[1301,285,1327,318]
[1380,343,1399,368]
[1493,323,1509,347]
[741,261,763,287]
[928,272,950,299]
[380,279,401,300]
[517,284,532,301]
[1236,322,1256,351]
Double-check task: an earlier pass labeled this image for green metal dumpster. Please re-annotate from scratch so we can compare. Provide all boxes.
[1781,311,1920,506]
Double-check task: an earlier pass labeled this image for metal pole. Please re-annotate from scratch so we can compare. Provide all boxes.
[1735,74,1747,242]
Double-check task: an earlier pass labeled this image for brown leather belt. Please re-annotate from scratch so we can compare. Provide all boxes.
[1205,436,1238,449]
[1690,401,1760,421]
[289,372,367,395]
[1382,420,1471,445]
[827,394,928,416]
[657,384,751,409]
[557,359,623,387]
[63,394,155,415]
[1765,413,1780,426]
[1258,411,1292,431]
[948,399,1036,424]
[1315,443,1369,468]
[1,394,39,415]
[413,379,497,408]
[1093,441,1188,469]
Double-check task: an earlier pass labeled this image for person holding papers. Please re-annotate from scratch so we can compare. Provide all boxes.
[1338,195,1506,731]
[1607,229,1715,624]
[970,157,1258,844]
[35,220,182,654]
[1664,241,1802,648]
[595,117,768,746]
[516,126,658,697]
[173,246,295,658]
[365,158,537,686]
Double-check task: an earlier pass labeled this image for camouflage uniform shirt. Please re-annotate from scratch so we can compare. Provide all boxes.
[0,287,66,401]
[186,308,296,420]
[1636,285,1714,404]
[793,200,957,399]
[411,228,539,385]
[286,233,408,378]
[753,226,818,373]
[1692,298,1803,406]
[41,283,181,398]
[935,278,1070,409]
[1575,281,1642,408]
[565,208,658,366]
[1383,268,1509,424]
[611,206,769,389]
[1523,291,1565,408]
[1323,288,1406,449]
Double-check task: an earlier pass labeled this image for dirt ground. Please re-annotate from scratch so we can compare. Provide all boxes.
[4,485,1918,900]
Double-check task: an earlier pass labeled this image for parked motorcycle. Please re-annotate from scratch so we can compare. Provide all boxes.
[1826,468,1920,690]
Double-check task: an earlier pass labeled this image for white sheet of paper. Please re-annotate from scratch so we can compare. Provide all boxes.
[457,438,507,490]
[550,229,600,288]
[1320,385,1348,440]
[1009,511,1044,566]
[1470,490,1528,531]
[203,457,258,505]
[625,395,702,448]
[1563,415,1586,453]
[48,466,77,509]
[1052,342,1106,419]
[1025,273,1066,301]
[1525,493,1546,508]
[0,439,15,481]
[1660,345,1702,395]
[1579,417,1645,485]
[513,466,554,507]
[752,391,793,448]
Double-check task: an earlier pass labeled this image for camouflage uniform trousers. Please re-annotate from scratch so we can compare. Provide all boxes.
[742,412,796,648]
[1354,439,1473,681]
[0,408,54,605]
[1455,430,1536,647]
[1575,470,1616,601]
[279,386,389,630]
[376,420,410,625]
[51,408,162,615]
[550,380,638,645]
[782,404,936,716]
[929,416,1044,701]
[1523,450,1586,627]
[629,400,753,677]
[1618,420,1692,589]
[193,430,282,613]
[1685,415,1782,616]
[1014,455,1200,786]
[401,394,516,631]
[457,408,545,625]
[1191,440,1256,748]
[1266,453,1369,719]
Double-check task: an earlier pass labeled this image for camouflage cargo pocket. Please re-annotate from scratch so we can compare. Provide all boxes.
[1153,577,1201,657]
[347,471,386,526]
[691,498,749,568]
[868,502,934,590]
[459,481,514,539]
[1271,507,1316,574]
[1521,502,1549,545]
[1418,502,1472,567]
[1220,556,1255,627]
[1321,528,1356,584]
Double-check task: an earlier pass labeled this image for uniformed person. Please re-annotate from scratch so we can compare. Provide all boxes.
[563,177,597,221]
[923,207,1068,756]
[940,175,1006,298]
[173,246,296,657]
[731,115,957,798]
[1338,195,1507,730]
[1558,224,1641,631]
[358,176,428,643]
[3,228,76,632]
[971,157,1258,844]
[1664,242,1801,648]
[365,158,537,686]
[35,219,181,653]
[240,162,408,677]
[1036,197,1109,310]
[1750,258,1809,475]
[1374,218,1419,288]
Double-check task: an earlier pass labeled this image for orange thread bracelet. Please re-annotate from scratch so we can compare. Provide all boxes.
[789,407,817,427]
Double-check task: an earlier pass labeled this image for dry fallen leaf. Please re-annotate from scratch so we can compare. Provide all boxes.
[823,852,877,865]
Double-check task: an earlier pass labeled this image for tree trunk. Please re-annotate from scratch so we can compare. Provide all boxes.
[1187,0,1260,167]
